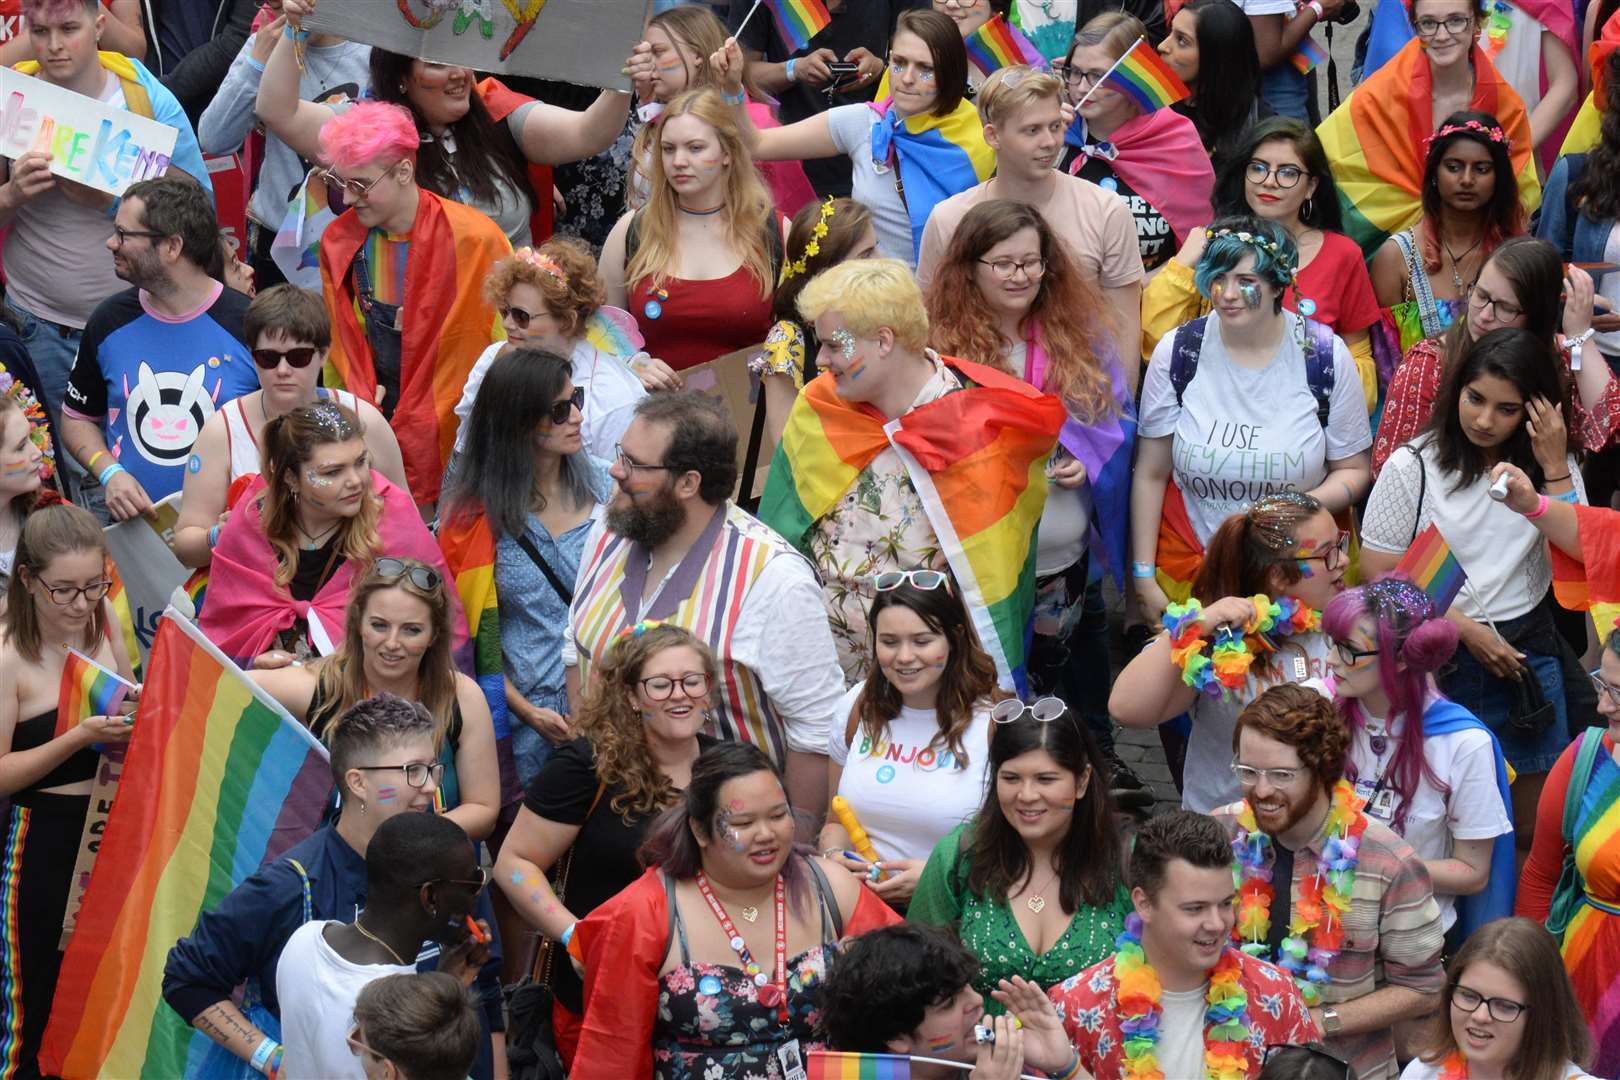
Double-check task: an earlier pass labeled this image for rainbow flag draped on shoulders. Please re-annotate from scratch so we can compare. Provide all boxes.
[1317,37,1539,255]
[1550,503,1620,637]
[868,99,996,260]
[759,357,1063,689]
[39,611,330,1080]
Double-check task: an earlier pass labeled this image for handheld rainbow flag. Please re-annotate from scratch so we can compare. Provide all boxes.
[1088,36,1190,113]
[807,1051,913,1080]
[40,610,330,1080]
[1290,37,1328,74]
[1395,523,1468,615]
[53,649,136,739]
[759,0,832,51]
[964,15,1045,75]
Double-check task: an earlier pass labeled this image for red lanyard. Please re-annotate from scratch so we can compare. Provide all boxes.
[694,870,789,1024]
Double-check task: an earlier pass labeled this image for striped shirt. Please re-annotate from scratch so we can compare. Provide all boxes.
[1213,802,1447,1080]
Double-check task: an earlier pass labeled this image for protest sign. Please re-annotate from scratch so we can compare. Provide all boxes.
[681,344,775,504]
[0,67,177,196]
[305,0,644,90]
[103,493,190,667]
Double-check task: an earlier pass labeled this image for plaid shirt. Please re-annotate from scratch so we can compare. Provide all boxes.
[1048,948,1319,1079]
[1212,801,1447,1080]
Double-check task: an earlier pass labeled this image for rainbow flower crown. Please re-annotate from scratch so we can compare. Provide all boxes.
[513,246,566,285]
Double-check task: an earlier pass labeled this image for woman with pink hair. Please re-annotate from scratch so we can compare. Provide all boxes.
[1323,576,1515,939]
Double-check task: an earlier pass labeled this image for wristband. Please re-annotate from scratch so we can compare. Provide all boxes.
[1543,472,1572,483]
[1525,493,1550,520]
[722,90,747,106]
[1131,561,1157,579]
[559,921,576,947]
[785,57,799,82]
[1551,488,1580,503]
[1052,1052,1086,1080]
[249,1037,280,1074]
[209,524,221,548]
[247,54,266,73]
[97,461,126,487]
[267,1046,284,1080]
[282,23,310,42]
[1306,0,1326,18]
[86,449,109,473]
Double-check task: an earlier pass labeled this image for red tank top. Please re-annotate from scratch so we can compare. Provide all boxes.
[629,265,775,371]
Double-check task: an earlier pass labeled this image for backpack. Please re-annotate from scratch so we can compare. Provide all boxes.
[1169,313,1338,430]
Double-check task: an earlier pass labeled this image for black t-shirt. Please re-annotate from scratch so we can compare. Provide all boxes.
[1061,151,1175,271]
[524,732,721,1013]
[731,0,927,196]
[1264,840,1296,957]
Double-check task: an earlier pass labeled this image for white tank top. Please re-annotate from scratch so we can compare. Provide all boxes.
[222,389,359,482]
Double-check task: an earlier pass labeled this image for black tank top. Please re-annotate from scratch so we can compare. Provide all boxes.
[11,708,98,788]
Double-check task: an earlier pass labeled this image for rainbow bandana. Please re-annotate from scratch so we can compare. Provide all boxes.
[758,356,1063,689]
[868,97,996,259]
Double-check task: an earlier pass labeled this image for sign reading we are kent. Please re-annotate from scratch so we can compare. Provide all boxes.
[0,67,177,196]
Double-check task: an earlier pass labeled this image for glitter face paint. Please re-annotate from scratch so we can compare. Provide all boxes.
[1239,282,1261,309]
[829,329,857,361]
[304,468,337,489]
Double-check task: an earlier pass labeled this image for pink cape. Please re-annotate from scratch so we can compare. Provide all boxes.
[1071,106,1214,245]
[199,472,470,665]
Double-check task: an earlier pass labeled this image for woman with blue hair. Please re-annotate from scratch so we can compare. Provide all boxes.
[1130,215,1373,624]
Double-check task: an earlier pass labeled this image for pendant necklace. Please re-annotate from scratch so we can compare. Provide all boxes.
[1024,868,1061,914]
[1441,231,1484,295]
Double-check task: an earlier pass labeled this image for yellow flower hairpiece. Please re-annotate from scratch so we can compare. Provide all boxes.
[779,197,837,284]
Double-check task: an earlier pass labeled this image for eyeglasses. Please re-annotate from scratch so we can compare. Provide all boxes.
[1296,530,1350,572]
[374,557,442,592]
[545,386,585,426]
[38,579,112,605]
[354,760,446,789]
[615,444,677,472]
[112,226,166,246]
[1451,984,1527,1023]
[991,696,1069,724]
[1469,285,1524,322]
[640,671,712,700]
[978,256,1047,281]
[1231,762,1304,787]
[1332,640,1380,667]
[251,346,319,370]
[888,58,936,83]
[1261,1044,1351,1078]
[322,167,395,201]
[1590,669,1620,706]
[346,1026,379,1061]
[500,304,542,330]
[935,0,984,8]
[1413,13,1473,36]
[873,569,949,592]
[1065,68,1111,88]
[1245,160,1307,189]
[419,864,490,893]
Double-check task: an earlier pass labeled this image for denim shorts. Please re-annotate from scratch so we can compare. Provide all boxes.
[1438,638,1572,774]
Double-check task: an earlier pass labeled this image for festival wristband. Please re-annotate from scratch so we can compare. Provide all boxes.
[559,921,576,947]
[1551,488,1580,504]
[1525,493,1550,520]
[1131,561,1157,579]
[267,1046,284,1080]
[283,23,310,42]
[97,461,126,487]
[1051,1052,1085,1080]
[785,57,799,82]
[209,524,221,548]
[249,1037,280,1074]
[247,55,266,73]
[722,90,747,106]
[1306,0,1326,18]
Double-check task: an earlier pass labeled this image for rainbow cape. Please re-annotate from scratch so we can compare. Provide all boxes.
[1551,504,1620,636]
[39,611,330,1079]
[1099,36,1190,112]
[1317,37,1540,255]
[807,1051,912,1079]
[758,357,1063,689]
[1396,522,1467,614]
[964,15,1045,75]
[868,98,996,260]
[762,0,832,51]
[53,649,135,739]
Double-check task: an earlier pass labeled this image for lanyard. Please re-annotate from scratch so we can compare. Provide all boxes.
[694,870,788,1024]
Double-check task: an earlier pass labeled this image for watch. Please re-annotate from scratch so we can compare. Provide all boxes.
[1320,1006,1343,1035]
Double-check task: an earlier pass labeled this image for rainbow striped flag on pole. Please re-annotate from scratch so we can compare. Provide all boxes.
[39,609,330,1079]
[808,1051,915,1079]
[1290,36,1328,73]
[1395,523,1468,615]
[53,649,135,738]
[762,0,832,51]
[1095,36,1190,112]
[964,15,1046,74]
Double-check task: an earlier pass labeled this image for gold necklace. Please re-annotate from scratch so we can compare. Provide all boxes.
[353,915,408,965]
[1023,868,1061,915]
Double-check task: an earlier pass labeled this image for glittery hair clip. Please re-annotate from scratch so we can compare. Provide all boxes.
[1246,490,1321,550]
[1364,576,1436,624]
[780,197,838,284]
[611,619,667,650]
[513,247,566,286]
[1208,227,1298,280]
[1425,119,1509,153]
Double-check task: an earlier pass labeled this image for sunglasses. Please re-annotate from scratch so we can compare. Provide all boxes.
[375,557,442,592]
[418,865,490,893]
[252,346,319,370]
[991,695,1068,724]
[873,569,949,592]
[500,304,543,330]
[545,386,585,425]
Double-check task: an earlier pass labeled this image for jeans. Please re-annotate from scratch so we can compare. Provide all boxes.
[1026,556,1116,755]
[1260,65,1311,122]
[11,302,81,451]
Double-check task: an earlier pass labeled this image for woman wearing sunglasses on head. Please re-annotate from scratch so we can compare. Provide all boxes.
[907,696,1131,1010]
[174,286,407,569]
[818,570,1005,909]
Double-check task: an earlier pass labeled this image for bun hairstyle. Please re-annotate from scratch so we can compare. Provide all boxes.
[1322,576,1458,832]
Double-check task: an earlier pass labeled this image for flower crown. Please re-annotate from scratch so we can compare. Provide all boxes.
[780,197,837,284]
[1425,118,1509,152]
[1207,227,1297,279]
[611,619,667,650]
[513,246,566,286]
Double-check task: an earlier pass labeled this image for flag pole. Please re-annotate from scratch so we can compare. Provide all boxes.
[1073,35,1141,110]
[733,0,765,40]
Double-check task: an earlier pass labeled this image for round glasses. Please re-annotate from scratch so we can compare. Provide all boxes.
[39,579,112,606]
[1245,161,1306,189]
[1468,285,1524,322]
[873,569,949,592]
[991,696,1068,724]
[639,672,712,700]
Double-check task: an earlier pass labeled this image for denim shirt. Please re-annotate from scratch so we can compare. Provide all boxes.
[1537,154,1611,265]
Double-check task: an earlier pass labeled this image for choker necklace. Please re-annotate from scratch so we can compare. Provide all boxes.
[354,915,408,965]
[295,518,341,550]
[679,202,724,216]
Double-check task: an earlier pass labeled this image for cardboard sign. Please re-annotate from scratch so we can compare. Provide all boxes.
[0,67,178,196]
[205,152,248,253]
[305,0,643,90]
[60,746,124,951]
[103,493,190,666]
[681,344,775,503]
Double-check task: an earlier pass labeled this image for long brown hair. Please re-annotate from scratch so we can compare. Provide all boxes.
[259,402,382,590]
[625,88,776,299]
[312,558,458,749]
[855,575,1005,768]
[3,502,108,664]
[926,199,1119,423]
[573,623,719,818]
[1432,236,1565,390]
[1414,917,1593,1080]
[0,395,45,523]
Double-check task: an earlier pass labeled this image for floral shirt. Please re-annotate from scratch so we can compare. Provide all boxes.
[807,360,961,681]
[652,948,830,1080]
[1049,949,1319,1080]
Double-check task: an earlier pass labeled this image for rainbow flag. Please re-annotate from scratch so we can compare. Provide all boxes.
[807,1051,912,1080]
[1395,523,1467,615]
[759,356,1063,690]
[1551,504,1620,636]
[1096,36,1189,113]
[762,0,832,51]
[269,167,338,292]
[1290,37,1327,74]
[964,15,1045,75]
[39,610,330,1080]
[53,649,135,739]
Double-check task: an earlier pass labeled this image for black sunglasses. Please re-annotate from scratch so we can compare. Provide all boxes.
[545,386,585,425]
[500,304,541,330]
[374,557,442,592]
[252,346,319,370]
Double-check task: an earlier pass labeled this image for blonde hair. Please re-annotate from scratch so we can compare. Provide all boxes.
[976,65,1064,128]
[1070,11,1147,63]
[625,89,776,300]
[797,259,930,352]
[627,4,738,197]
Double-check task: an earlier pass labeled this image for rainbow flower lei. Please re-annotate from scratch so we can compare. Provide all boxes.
[1232,778,1370,1006]
[1116,913,1251,1080]
[1162,595,1322,698]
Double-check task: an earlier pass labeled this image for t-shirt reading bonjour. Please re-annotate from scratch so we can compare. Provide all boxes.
[1139,311,1372,544]
[64,283,256,503]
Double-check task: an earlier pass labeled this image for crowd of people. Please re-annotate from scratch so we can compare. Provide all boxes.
[1,0,1620,1077]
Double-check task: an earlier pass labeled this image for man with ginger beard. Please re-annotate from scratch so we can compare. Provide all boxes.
[1213,683,1446,1080]
[562,391,842,820]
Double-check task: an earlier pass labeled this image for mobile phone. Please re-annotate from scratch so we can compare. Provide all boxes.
[826,62,860,76]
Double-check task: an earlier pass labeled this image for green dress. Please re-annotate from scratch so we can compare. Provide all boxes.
[907,823,1130,1013]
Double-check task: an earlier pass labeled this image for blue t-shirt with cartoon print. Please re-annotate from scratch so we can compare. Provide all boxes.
[65,284,256,502]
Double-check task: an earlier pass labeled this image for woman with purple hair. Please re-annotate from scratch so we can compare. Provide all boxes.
[1323,576,1516,939]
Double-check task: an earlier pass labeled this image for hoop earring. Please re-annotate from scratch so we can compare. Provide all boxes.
[1301,197,1313,221]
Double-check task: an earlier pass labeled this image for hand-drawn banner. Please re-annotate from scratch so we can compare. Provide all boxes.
[305,0,646,90]
[0,67,178,196]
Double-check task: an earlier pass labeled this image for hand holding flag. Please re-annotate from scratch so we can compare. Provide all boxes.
[54,649,136,739]
[1074,36,1190,113]
[964,15,1046,75]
